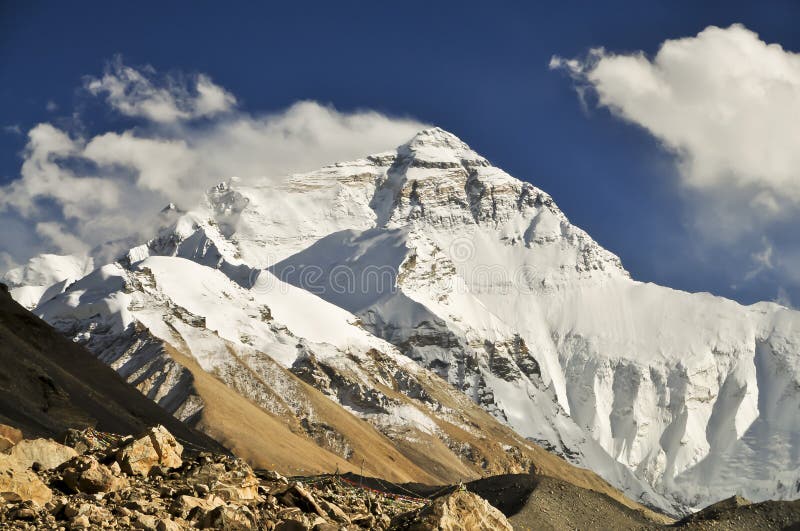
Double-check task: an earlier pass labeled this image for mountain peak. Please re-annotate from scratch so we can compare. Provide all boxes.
[398,127,488,167]
[406,127,467,148]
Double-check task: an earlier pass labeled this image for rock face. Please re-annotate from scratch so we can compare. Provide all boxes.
[392,489,513,531]
[116,425,183,476]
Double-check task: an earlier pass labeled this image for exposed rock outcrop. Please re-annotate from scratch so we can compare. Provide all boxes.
[392,488,512,531]
[116,425,183,476]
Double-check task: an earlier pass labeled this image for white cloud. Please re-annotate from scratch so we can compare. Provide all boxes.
[85,57,237,123]
[83,132,195,197]
[744,237,774,281]
[3,125,22,135]
[775,287,794,308]
[0,252,17,274]
[552,24,800,217]
[0,123,122,220]
[46,100,58,112]
[0,59,428,270]
[552,24,800,301]
[35,222,90,255]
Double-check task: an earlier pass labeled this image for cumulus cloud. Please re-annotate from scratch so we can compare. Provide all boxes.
[0,59,428,270]
[0,124,122,220]
[552,24,800,301]
[551,24,800,220]
[35,222,91,255]
[84,57,237,123]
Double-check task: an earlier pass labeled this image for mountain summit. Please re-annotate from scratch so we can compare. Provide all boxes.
[398,127,489,164]
[9,128,800,513]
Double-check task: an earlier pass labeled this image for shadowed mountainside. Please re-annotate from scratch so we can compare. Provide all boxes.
[0,282,222,452]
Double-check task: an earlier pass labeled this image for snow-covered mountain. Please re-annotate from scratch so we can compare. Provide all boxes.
[2,254,93,310]
[8,128,800,513]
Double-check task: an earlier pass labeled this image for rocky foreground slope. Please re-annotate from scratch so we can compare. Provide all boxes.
[1,424,797,530]
[6,127,800,512]
[0,422,513,530]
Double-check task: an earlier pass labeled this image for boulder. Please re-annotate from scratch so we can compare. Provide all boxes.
[392,489,512,531]
[318,498,349,524]
[0,457,52,506]
[275,518,312,531]
[13,506,37,520]
[157,519,183,531]
[0,436,14,452]
[278,483,325,517]
[7,438,77,470]
[69,514,91,530]
[189,459,261,503]
[60,455,128,494]
[261,469,288,483]
[116,425,183,476]
[0,423,23,451]
[133,512,160,530]
[351,513,375,527]
[199,504,255,530]
[63,501,87,518]
[170,494,225,519]
[81,504,113,525]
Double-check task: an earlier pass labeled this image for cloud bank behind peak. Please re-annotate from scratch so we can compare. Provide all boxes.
[0,59,428,268]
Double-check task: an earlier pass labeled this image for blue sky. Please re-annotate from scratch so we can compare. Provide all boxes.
[2,1,799,306]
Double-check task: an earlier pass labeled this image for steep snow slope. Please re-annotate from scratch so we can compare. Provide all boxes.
[10,127,800,512]
[2,254,93,309]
